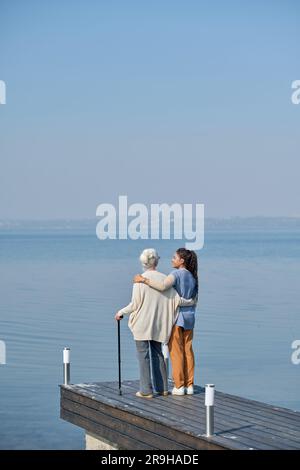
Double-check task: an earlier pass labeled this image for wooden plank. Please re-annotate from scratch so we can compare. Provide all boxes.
[92,381,300,450]
[126,380,300,426]
[213,398,300,440]
[62,396,193,450]
[87,382,205,424]
[214,394,300,427]
[107,380,300,440]
[203,388,300,424]
[67,384,271,449]
[189,391,300,433]
[102,381,299,439]
[61,387,230,450]
[72,383,283,450]
[100,381,243,427]
[61,387,200,444]
[61,408,154,450]
[100,381,300,450]
[61,381,300,450]
[67,384,203,433]
[128,381,300,449]
[170,388,300,441]
[216,388,300,419]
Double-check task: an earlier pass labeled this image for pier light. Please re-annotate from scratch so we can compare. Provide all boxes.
[205,384,215,437]
[63,347,71,385]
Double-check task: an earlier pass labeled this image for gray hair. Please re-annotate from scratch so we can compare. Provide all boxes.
[139,248,160,270]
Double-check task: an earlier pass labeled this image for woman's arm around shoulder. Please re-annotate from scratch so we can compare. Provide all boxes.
[133,273,175,292]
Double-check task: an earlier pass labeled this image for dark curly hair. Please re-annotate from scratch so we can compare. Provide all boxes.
[176,248,198,294]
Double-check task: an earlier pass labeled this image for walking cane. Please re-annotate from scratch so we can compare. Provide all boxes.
[117,317,122,395]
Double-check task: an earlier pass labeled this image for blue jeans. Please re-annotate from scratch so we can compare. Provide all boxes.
[135,340,168,395]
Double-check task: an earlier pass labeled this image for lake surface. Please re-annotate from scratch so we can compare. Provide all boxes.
[0,220,299,449]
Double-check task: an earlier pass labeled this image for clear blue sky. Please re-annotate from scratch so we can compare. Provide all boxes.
[0,0,299,219]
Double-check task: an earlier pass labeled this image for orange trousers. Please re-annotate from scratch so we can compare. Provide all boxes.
[168,325,195,388]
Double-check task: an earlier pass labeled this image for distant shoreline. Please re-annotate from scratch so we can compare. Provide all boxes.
[1,217,300,234]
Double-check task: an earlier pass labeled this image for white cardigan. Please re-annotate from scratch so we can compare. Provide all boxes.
[118,270,193,343]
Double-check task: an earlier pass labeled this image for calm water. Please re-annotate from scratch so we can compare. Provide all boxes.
[0,223,300,449]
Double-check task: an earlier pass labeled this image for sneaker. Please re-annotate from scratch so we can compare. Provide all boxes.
[186,385,194,395]
[157,391,169,396]
[171,386,185,396]
[135,391,153,399]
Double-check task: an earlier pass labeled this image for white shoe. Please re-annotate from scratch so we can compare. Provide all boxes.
[186,385,194,395]
[172,386,185,396]
[136,391,153,399]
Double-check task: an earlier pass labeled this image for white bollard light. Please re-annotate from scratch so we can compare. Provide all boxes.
[63,347,70,385]
[205,384,215,437]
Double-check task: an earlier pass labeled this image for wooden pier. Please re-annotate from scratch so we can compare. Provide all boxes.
[60,379,300,450]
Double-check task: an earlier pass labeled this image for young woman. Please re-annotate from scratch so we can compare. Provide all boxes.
[133,248,198,396]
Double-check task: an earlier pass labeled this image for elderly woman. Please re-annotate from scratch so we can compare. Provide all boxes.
[115,248,194,398]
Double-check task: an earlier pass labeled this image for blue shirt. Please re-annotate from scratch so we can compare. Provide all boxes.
[171,268,197,330]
